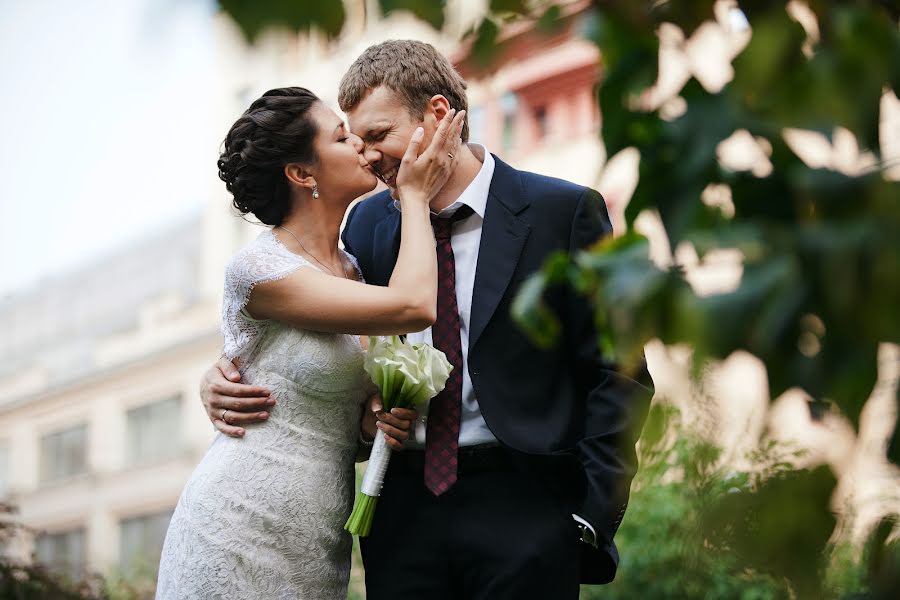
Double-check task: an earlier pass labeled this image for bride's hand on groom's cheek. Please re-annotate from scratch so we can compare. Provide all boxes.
[200,358,275,438]
[361,393,418,450]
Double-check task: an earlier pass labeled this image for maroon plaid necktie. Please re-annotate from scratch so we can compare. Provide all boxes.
[424,205,473,496]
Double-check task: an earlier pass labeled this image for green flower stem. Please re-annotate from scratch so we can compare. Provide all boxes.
[345,493,378,537]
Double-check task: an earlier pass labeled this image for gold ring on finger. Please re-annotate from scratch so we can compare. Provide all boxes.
[222,409,230,425]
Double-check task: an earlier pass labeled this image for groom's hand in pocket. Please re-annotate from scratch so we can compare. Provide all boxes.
[361,393,418,450]
[200,357,275,437]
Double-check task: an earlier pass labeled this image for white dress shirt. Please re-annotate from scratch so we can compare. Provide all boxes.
[394,144,496,448]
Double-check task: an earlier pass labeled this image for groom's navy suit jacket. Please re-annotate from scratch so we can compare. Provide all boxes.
[342,155,653,584]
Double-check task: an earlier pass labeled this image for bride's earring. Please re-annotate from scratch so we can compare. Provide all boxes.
[312,185,320,199]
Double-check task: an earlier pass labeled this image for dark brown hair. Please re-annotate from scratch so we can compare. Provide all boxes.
[217,87,320,226]
[338,40,470,141]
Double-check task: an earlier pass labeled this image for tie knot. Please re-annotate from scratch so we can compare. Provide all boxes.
[431,205,474,241]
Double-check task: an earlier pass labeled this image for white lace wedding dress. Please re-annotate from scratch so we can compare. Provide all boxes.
[156,230,369,599]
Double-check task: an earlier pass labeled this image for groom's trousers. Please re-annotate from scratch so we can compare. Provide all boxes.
[359,445,583,600]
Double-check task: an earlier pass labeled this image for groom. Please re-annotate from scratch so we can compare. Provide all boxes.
[201,40,652,598]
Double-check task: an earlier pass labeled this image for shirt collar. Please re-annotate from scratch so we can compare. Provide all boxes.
[393,144,495,219]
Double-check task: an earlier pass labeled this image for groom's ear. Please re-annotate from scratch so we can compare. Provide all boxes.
[425,94,452,129]
[284,163,315,190]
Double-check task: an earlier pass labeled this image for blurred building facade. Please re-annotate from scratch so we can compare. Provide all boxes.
[1,0,896,583]
[0,217,222,576]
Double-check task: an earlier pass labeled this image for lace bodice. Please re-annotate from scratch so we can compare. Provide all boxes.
[156,229,370,599]
[221,229,363,363]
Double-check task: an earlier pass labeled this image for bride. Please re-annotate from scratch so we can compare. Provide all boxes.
[156,87,464,599]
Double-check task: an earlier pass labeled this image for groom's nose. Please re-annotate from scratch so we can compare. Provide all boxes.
[363,146,382,168]
[349,133,365,153]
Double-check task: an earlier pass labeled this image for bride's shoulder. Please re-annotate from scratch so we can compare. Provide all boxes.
[225,229,310,285]
[228,228,274,259]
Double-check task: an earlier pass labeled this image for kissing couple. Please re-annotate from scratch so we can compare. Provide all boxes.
[155,39,652,600]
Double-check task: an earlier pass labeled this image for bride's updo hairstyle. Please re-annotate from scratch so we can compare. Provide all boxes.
[217,87,320,226]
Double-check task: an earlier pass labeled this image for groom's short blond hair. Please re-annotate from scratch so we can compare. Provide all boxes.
[338,40,470,141]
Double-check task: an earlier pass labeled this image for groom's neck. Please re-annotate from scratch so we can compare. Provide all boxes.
[429,143,483,213]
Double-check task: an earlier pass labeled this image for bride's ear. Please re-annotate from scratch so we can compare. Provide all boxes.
[284,163,316,192]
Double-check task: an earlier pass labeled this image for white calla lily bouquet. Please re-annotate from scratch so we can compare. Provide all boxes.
[345,335,452,536]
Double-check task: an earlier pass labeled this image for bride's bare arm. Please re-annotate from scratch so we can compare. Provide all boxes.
[246,266,432,335]
[245,110,464,336]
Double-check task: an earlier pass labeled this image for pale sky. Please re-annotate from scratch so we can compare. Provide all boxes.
[0,0,217,297]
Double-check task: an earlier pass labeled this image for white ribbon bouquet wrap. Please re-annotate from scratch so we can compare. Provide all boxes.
[345,335,452,536]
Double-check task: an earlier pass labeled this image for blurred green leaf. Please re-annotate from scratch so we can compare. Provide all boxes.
[511,270,562,349]
[731,5,899,152]
[638,402,676,452]
[219,0,346,41]
[536,4,564,34]
[889,422,900,466]
[378,0,445,29]
[570,233,680,368]
[703,466,837,598]
[594,14,659,160]
[863,516,900,599]
[489,0,528,15]
[467,18,501,67]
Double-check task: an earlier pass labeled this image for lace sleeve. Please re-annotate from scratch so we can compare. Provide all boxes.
[221,232,315,361]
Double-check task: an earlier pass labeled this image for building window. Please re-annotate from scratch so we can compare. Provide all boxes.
[120,510,174,573]
[126,396,182,465]
[500,92,519,154]
[40,425,88,483]
[35,528,86,581]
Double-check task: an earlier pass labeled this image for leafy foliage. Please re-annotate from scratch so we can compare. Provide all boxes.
[510,1,900,450]
[219,0,449,42]
[220,0,900,441]
[379,0,446,30]
[862,516,900,599]
[219,0,346,40]
[581,404,883,599]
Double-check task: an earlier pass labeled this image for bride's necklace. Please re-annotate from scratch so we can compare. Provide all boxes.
[277,225,344,279]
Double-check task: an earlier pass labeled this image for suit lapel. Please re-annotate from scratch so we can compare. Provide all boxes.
[372,209,402,286]
[469,157,531,349]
